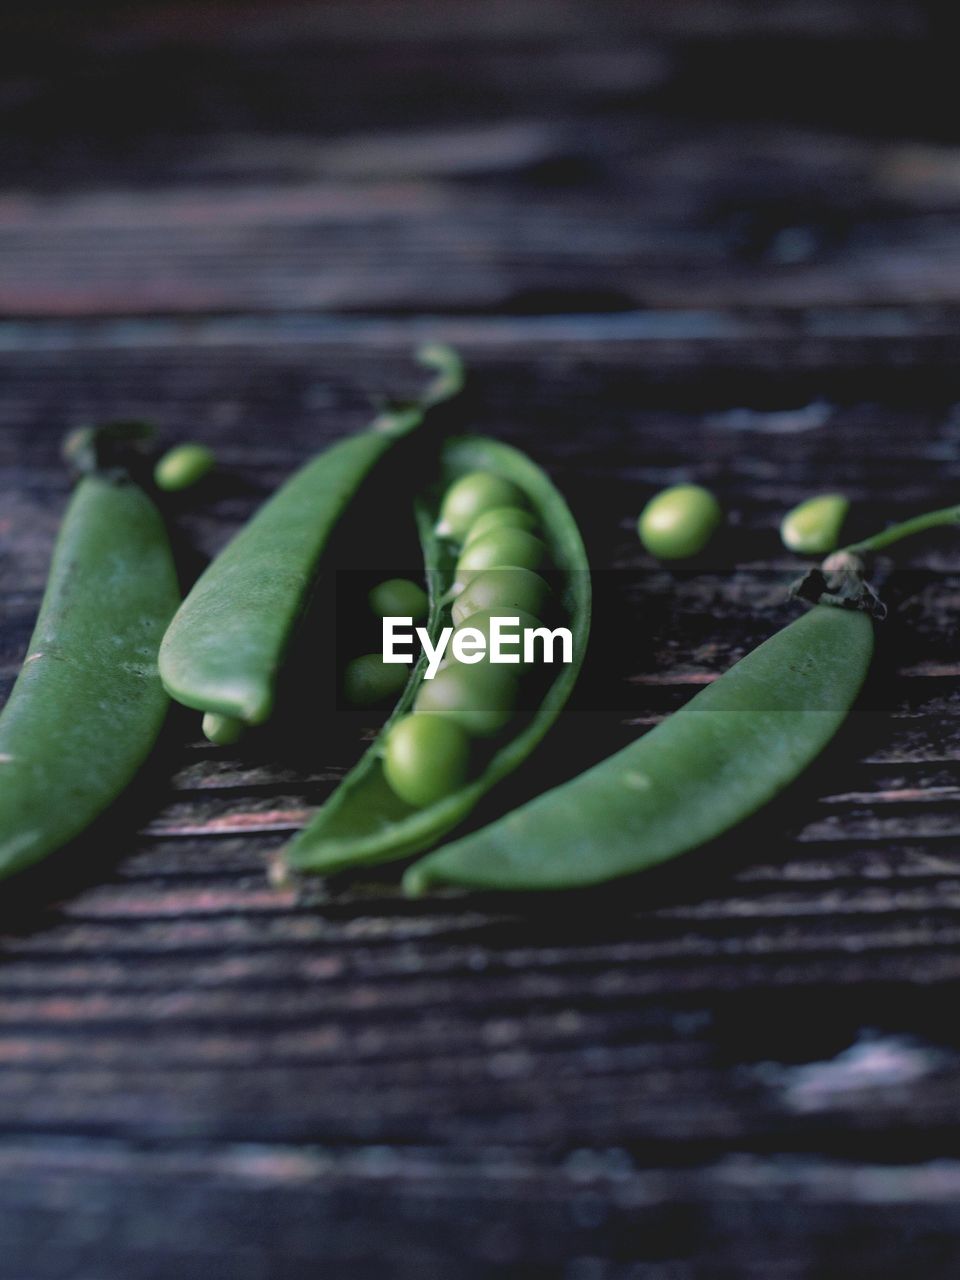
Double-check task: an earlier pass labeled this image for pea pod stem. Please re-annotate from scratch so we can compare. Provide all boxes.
[158,345,463,725]
[0,430,179,881]
[834,503,960,559]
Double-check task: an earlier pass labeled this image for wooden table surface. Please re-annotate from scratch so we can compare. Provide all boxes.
[3,3,960,1276]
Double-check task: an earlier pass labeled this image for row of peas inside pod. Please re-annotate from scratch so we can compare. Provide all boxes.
[342,470,562,809]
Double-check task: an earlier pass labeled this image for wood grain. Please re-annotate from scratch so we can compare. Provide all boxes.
[2,1,959,1275]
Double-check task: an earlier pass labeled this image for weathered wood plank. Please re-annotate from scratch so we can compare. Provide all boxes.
[1,1,959,1271]
[0,1145,958,1280]
[3,134,960,313]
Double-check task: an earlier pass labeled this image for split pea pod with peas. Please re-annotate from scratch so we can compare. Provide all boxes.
[158,345,464,733]
[279,436,591,878]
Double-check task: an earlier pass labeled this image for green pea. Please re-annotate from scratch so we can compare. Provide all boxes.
[437,472,527,541]
[637,484,722,560]
[451,566,550,627]
[343,653,410,707]
[202,711,245,745]
[368,577,428,621]
[455,528,546,583]
[383,714,471,808]
[154,443,215,492]
[781,494,849,555]
[450,608,545,668]
[414,661,518,738]
[464,506,538,546]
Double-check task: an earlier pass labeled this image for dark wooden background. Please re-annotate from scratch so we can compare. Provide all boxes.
[3,2,960,1276]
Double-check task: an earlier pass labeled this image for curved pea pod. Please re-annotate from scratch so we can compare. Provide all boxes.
[404,604,872,894]
[158,345,463,726]
[0,471,179,881]
[281,436,591,876]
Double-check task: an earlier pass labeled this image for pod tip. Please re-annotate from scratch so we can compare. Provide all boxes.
[62,421,156,479]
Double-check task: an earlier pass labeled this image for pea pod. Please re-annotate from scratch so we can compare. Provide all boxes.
[404,604,872,894]
[0,432,179,881]
[158,345,463,726]
[281,436,591,876]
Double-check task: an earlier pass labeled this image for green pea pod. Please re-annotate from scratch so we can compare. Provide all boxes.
[0,453,179,881]
[281,436,591,876]
[158,345,463,725]
[404,604,872,894]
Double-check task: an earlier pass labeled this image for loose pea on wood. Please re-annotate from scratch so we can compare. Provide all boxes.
[637,483,723,560]
[154,443,215,492]
[780,494,849,555]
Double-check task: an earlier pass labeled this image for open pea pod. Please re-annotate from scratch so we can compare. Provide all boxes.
[159,345,463,726]
[403,603,873,894]
[281,436,591,875]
